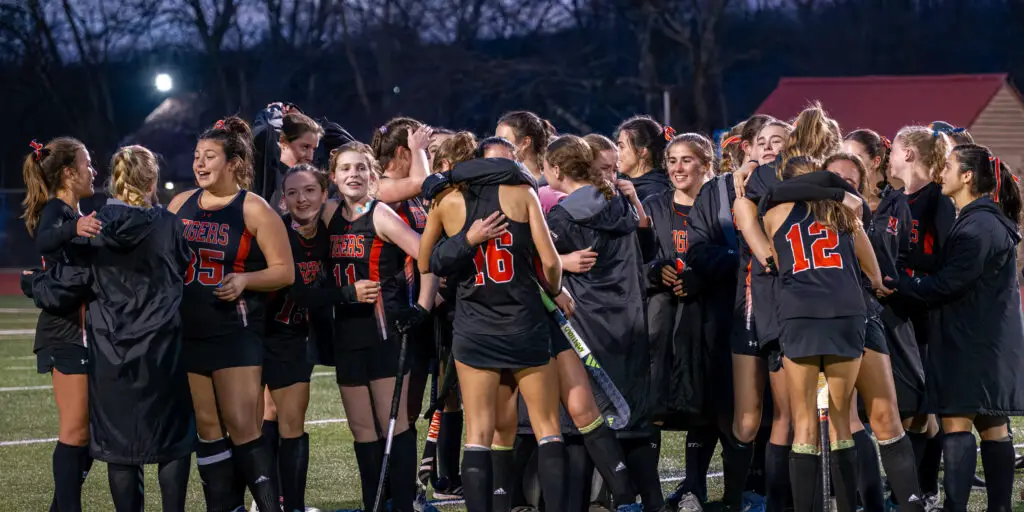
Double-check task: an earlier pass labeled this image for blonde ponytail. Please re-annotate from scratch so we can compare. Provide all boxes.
[109,145,159,207]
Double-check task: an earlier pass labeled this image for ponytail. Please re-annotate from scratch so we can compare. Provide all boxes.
[199,116,254,189]
[547,135,613,200]
[21,137,85,234]
[109,145,159,207]
[994,158,1023,228]
[950,144,1023,228]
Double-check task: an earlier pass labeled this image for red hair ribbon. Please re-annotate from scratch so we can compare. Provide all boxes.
[29,140,43,161]
[663,126,677,141]
[880,136,892,150]
[720,135,741,150]
[214,119,225,130]
[991,155,1003,203]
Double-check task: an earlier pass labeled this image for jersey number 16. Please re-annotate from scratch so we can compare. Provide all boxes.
[473,232,515,285]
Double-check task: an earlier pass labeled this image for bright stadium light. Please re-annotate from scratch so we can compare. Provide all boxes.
[155,73,173,93]
[164,181,175,190]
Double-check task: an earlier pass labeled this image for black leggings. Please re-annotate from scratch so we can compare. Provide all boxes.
[107,456,190,512]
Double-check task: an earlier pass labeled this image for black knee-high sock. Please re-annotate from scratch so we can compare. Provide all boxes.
[919,429,943,495]
[53,441,91,512]
[723,434,754,510]
[437,410,464,486]
[196,438,241,512]
[747,426,770,495]
[388,429,418,512]
[682,426,717,498]
[537,440,567,512]
[511,435,538,507]
[979,437,1015,512]
[263,420,280,487]
[233,435,281,512]
[941,432,976,512]
[765,444,792,512]
[830,446,859,512]
[279,434,309,512]
[581,420,634,506]
[623,434,664,511]
[906,430,927,468]
[225,438,247,508]
[565,438,594,512]
[420,411,440,487]
[354,440,384,511]
[853,431,884,512]
[789,451,821,512]
[463,448,493,512]
[107,463,144,512]
[877,434,923,510]
[157,456,190,512]
[491,446,514,512]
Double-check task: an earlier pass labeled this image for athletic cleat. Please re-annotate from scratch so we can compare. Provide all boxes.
[1016,454,1024,470]
[414,492,441,512]
[616,503,643,512]
[432,484,464,500]
[676,492,703,512]
[921,494,941,512]
[741,492,765,512]
[972,475,986,488]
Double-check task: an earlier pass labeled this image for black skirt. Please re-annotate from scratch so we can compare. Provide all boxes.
[780,316,865,360]
[453,324,551,370]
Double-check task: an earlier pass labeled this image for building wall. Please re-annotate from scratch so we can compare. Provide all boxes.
[970,84,1024,173]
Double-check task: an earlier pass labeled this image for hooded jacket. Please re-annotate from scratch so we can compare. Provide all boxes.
[898,197,1024,415]
[546,186,651,433]
[25,199,195,464]
[619,169,673,205]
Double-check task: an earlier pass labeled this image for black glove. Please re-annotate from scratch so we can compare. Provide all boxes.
[20,270,40,299]
[395,303,430,334]
[421,172,453,201]
[646,259,675,288]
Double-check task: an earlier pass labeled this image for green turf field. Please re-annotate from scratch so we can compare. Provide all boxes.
[0,295,1020,511]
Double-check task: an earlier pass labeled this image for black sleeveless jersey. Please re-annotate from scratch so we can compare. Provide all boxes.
[452,186,548,337]
[773,202,865,320]
[266,215,329,339]
[906,182,955,277]
[394,197,428,297]
[671,203,692,271]
[176,189,268,340]
[328,200,409,349]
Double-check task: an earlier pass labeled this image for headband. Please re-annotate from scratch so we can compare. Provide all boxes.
[720,135,741,150]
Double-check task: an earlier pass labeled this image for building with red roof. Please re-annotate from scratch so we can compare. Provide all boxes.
[755,74,1024,169]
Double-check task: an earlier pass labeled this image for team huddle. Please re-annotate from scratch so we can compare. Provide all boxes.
[17,101,1024,512]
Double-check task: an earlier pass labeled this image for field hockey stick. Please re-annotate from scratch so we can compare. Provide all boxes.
[423,350,459,420]
[371,329,411,512]
[817,372,832,512]
[536,284,631,429]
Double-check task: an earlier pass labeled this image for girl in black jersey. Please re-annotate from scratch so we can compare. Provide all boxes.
[888,144,1024,511]
[614,116,673,204]
[419,159,567,512]
[887,125,954,500]
[21,137,99,512]
[323,142,438,512]
[26,145,194,512]
[843,129,891,211]
[640,133,713,511]
[761,156,886,512]
[261,164,336,512]
[167,117,294,512]
[824,153,926,511]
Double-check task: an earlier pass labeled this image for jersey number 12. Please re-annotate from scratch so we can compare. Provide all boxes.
[473,232,515,285]
[784,222,843,274]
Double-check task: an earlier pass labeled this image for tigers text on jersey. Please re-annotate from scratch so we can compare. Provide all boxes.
[452,186,548,337]
[773,202,865,320]
[671,203,692,270]
[176,190,267,339]
[328,200,409,349]
[266,215,330,338]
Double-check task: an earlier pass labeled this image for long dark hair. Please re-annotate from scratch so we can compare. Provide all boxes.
[951,144,1022,227]
[22,137,85,234]
[199,116,254,189]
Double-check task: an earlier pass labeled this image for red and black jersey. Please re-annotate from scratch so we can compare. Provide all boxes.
[906,182,956,277]
[671,203,692,271]
[176,189,267,340]
[266,215,329,338]
[328,200,409,349]
[452,186,548,338]
[773,201,865,320]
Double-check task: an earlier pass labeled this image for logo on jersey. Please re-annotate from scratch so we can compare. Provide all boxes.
[409,205,427,230]
[297,261,322,284]
[886,216,899,236]
[181,219,230,246]
[331,234,365,258]
[672,229,688,255]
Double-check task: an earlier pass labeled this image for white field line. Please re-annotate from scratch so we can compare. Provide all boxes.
[0,386,50,392]
[0,309,37,314]
[0,370,334,392]
[0,330,35,337]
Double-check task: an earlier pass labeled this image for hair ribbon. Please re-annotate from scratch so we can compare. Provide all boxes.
[991,155,1003,202]
[663,126,677,141]
[29,140,43,161]
[720,135,741,150]
[214,119,225,130]
[880,136,892,150]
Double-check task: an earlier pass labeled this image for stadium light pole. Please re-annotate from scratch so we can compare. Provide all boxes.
[155,73,173,93]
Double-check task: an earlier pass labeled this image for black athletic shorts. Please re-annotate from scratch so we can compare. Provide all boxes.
[780,316,865,360]
[335,340,409,387]
[183,329,264,376]
[549,319,571,357]
[263,333,314,390]
[730,304,762,357]
[36,344,88,375]
[863,315,889,355]
[453,324,551,370]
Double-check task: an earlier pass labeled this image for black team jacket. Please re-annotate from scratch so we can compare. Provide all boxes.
[24,199,196,465]
[897,197,1024,416]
